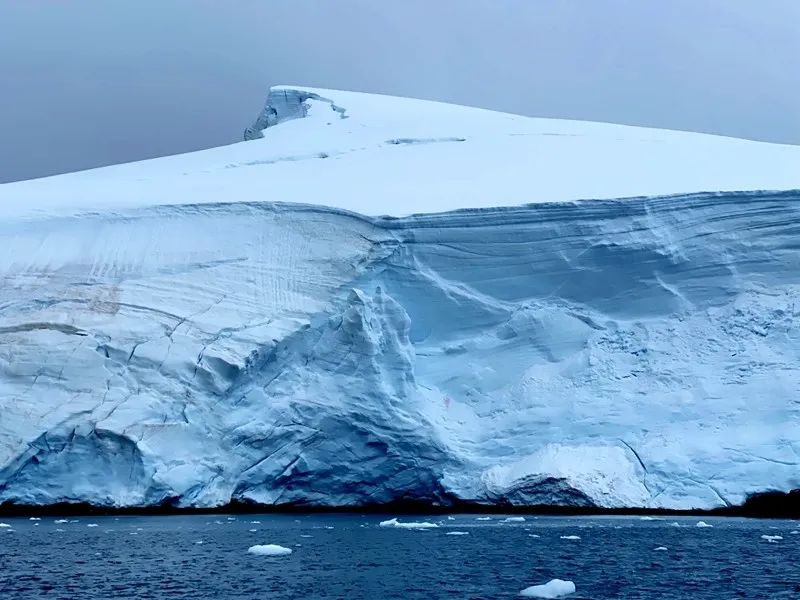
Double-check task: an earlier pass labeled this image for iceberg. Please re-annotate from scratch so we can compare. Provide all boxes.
[0,86,799,511]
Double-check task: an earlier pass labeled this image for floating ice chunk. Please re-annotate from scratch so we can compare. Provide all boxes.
[519,578,576,598]
[54,519,68,524]
[87,524,99,528]
[34,523,40,526]
[248,544,293,556]
[639,516,659,521]
[560,535,581,540]
[379,518,438,529]
[761,535,782,543]
[250,521,261,524]
[504,517,526,523]
[0,523,11,528]
[195,540,204,544]
[446,531,469,535]
[213,520,224,525]
[789,531,799,535]
[29,517,41,521]
[447,516,456,521]
[324,526,335,530]
[248,529,257,532]
[476,517,492,521]
[695,521,713,528]
[55,528,65,532]
[529,534,541,538]
[670,522,681,527]
[300,534,312,538]
[227,517,236,521]
[654,546,668,551]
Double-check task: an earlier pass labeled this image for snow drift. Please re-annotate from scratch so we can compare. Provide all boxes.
[0,86,799,510]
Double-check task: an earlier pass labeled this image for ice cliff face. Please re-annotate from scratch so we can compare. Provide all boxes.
[1,87,799,509]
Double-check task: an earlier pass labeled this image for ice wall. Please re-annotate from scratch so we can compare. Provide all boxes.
[1,191,798,509]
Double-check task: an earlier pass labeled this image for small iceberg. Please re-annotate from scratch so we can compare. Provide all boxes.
[519,578,576,598]
[447,516,456,521]
[300,534,312,538]
[54,519,69,524]
[528,534,541,538]
[29,517,41,521]
[560,535,581,540]
[761,535,782,543]
[696,521,713,528]
[87,523,99,528]
[476,517,492,521]
[379,518,438,530]
[248,544,293,557]
[790,531,799,535]
[670,522,681,527]
[639,516,658,521]
[654,546,668,551]
[446,531,469,536]
[0,523,11,528]
[504,516,526,523]
[194,540,204,545]
[248,529,257,532]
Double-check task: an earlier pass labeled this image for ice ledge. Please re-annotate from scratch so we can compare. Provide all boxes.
[244,86,347,140]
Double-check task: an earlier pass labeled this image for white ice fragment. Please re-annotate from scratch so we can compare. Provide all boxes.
[789,531,799,535]
[300,534,312,538]
[248,544,293,556]
[560,535,581,540]
[695,521,713,528]
[55,528,65,532]
[504,516,526,523]
[476,517,492,521]
[227,517,236,521]
[324,526,334,530]
[379,518,438,529]
[0,523,11,528]
[248,529,257,532]
[639,516,658,521]
[761,535,782,543]
[670,522,681,527]
[528,534,541,538]
[195,540,204,544]
[29,517,41,521]
[87,523,99,527]
[447,516,456,521]
[446,531,469,535]
[54,519,68,524]
[250,521,261,524]
[654,546,668,551]
[519,578,576,598]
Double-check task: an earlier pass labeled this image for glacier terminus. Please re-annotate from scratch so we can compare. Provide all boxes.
[0,87,799,511]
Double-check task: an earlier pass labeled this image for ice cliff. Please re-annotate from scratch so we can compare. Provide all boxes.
[1,86,799,510]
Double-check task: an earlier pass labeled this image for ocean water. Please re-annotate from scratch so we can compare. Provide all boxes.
[1,514,798,599]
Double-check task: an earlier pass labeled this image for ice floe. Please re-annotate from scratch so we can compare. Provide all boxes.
[379,518,438,529]
[519,578,576,598]
[248,544,293,556]
[560,535,581,540]
[695,521,713,528]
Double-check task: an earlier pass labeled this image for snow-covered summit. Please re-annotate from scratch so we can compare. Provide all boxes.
[2,85,800,219]
[0,87,799,510]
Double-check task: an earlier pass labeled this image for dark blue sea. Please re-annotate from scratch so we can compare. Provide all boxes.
[1,514,798,599]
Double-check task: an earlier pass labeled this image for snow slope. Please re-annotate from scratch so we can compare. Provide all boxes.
[0,87,799,509]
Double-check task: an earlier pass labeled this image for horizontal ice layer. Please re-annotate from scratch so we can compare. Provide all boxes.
[2,86,800,218]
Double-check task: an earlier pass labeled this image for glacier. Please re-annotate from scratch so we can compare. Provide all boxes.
[0,86,799,510]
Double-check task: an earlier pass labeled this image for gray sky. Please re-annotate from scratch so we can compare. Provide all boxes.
[2,0,799,183]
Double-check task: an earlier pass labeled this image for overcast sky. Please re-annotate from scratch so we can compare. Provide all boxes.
[2,0,799,183]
